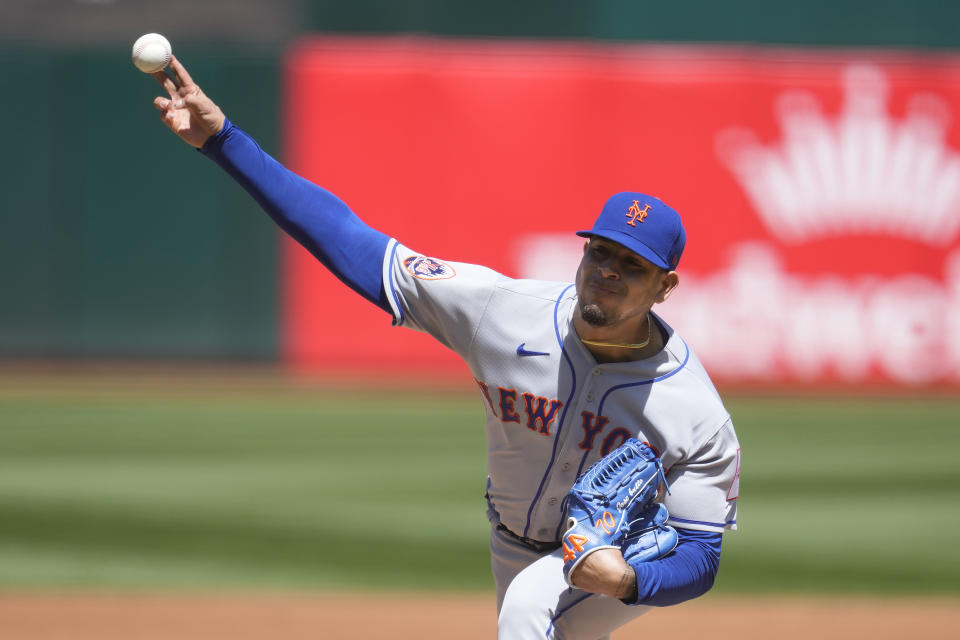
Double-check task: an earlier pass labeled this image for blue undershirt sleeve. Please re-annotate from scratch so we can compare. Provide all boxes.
[199,118,392,312]
[625,528,723,607]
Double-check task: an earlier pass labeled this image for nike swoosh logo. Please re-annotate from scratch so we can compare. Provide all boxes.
[516,343,550,357]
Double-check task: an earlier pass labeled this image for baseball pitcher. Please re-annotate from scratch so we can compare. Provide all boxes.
[148,56,740,640]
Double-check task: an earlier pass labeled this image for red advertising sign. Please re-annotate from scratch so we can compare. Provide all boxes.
[283,37,960,387]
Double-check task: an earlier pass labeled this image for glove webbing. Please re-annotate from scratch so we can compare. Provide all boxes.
[578,455,671,506]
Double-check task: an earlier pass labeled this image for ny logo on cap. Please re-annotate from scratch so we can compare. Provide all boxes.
[626,200,651,226]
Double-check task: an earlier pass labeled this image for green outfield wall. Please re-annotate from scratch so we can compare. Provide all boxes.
[306,0,960,49]
[1,1,958,360]
[0,46,280,360]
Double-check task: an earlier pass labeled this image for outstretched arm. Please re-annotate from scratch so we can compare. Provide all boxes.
[150,56,391,310]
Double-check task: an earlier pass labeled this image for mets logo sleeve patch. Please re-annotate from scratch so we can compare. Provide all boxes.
[384,240,502,353]
[403,255,456,280]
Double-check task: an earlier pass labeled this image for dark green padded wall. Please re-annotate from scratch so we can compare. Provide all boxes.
[0,45,279,359]
[306,0,960,49]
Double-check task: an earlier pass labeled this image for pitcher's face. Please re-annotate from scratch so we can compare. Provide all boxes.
[575,238,678,329]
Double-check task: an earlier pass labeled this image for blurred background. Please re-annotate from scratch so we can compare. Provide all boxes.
[1,0,959,636]
[4,0,960,369]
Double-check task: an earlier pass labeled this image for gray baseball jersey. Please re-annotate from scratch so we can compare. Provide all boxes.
[383,240,740,542]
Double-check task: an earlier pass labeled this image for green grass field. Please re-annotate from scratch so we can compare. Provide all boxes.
[1,370,958,595]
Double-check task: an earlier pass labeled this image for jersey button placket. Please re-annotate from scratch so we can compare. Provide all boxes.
[535,367,598,537]
[543,378,596,531]
[587,370,601,405]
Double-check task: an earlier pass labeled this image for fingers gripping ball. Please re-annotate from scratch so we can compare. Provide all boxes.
[561,438,669,587]
[131,33,172,74]
[621,503,679,565]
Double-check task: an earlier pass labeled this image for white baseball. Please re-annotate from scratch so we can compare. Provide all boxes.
[131,33,172,74]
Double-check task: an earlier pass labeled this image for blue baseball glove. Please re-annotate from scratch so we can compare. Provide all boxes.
[561,437,669,586]
[620,502,678,565]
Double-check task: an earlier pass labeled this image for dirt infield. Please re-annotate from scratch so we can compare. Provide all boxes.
[1,592,956,639]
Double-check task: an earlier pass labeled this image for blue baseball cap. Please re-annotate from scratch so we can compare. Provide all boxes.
[576,192,686,270]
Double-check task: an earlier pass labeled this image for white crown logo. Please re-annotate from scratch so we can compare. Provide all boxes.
[717,64,960,245]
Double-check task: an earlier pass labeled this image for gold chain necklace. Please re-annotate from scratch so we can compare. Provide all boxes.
[580,313,652,350]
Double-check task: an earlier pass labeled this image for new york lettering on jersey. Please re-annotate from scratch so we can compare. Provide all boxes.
[385,244,737,541]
